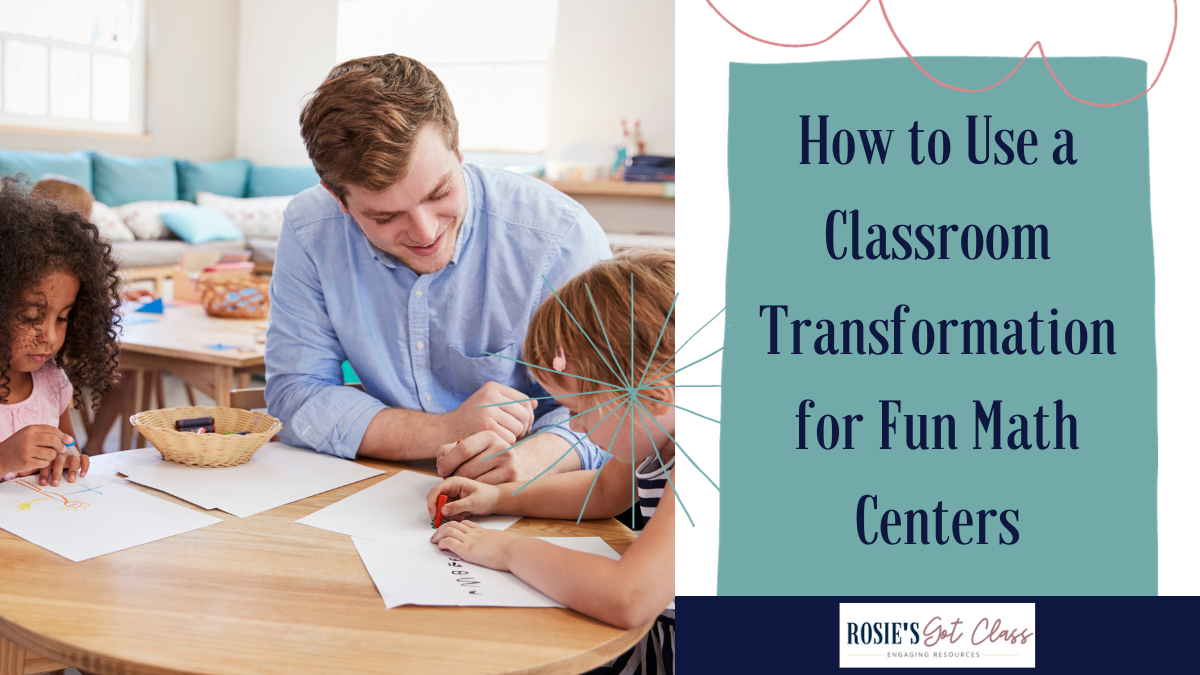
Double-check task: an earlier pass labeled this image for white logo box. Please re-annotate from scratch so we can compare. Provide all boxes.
[839,603,1035,668]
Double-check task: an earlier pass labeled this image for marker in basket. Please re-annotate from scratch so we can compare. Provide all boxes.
[174,416,216,434]
[433,494,448,528]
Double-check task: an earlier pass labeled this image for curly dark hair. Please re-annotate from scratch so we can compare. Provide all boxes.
[0,175,121,418]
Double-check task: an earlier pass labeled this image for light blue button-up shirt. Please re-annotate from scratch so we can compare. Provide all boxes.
[264,163,612,467]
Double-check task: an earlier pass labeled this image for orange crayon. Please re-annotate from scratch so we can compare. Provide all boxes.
[433,494,448,528]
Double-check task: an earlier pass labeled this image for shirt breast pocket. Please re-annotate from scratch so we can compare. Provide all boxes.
[442,342,524,401]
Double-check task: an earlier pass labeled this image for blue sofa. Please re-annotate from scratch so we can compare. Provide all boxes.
[0,148,320,283]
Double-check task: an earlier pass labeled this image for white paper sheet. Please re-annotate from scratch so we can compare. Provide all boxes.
[86,448,166,485]
[353,535,621,608]
[297,470,519,552]
[0,476,221,562]
[118,442,384,517]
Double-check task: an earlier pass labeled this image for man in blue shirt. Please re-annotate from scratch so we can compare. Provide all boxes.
[265,54,611,482]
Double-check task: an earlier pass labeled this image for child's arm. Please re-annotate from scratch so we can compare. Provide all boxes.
[432,469,676,629]
[429,447,633,522]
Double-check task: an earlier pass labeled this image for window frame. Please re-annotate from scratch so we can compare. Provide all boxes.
[0,0,147,136]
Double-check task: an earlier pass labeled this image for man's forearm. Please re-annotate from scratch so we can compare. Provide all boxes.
[358,407,448,460]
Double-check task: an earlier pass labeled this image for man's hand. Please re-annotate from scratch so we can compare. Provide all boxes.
[0,425,70,478]
[442,381,537,445]
[435,428,582,484]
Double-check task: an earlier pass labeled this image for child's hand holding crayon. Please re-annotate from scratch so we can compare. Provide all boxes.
[0,425,85,486]
[427,476,501,522]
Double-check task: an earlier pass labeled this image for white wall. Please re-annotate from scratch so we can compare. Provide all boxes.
[0,0,239,160]
[544,0,674,235]
[232,0,673,235]
[545,0,675,164]
[235,0,340,165]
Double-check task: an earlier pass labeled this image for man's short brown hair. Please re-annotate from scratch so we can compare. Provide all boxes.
[300,54,459,202]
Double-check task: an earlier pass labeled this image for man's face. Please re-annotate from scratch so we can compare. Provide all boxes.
[329,124,467,275]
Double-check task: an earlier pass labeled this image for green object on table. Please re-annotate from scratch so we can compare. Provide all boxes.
[342,361,360,384]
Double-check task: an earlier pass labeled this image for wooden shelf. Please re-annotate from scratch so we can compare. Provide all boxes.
[546,179,673,198]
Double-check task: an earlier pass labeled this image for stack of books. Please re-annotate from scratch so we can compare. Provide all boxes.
[622,156,675,182]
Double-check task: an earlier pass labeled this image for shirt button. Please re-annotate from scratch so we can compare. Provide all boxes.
[417,341,425,351]
[425,394,432,402]
[415,290,423,298]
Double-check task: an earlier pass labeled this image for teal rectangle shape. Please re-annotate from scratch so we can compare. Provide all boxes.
[718,58,1156,595]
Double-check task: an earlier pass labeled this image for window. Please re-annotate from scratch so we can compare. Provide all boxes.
[0,0,145,134]
[336,0,557,153]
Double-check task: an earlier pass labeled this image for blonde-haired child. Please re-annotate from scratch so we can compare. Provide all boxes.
[428,248,676,673]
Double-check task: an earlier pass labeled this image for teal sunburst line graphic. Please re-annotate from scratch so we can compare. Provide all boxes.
[473,273,723,526]
[638,290,678,388]
[474,388,626,409]
[634,396,720,425]
[577,401,631,524]
[586,282,632,389]
[644,305,725,384]
[479,392,630,461]
[542,276,629,388]
[508,393,631,498]
[641,346,723,388]
[633,394,693,526]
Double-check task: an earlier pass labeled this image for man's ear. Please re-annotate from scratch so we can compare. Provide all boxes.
[321,181,351,215]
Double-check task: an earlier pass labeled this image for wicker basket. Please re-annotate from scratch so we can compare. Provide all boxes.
[196,273,270,319]
[130,406,282,467]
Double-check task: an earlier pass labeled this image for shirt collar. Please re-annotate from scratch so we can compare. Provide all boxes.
[449,163,476,267]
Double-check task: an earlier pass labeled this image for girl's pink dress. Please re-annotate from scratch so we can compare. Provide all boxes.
[0,362,73,481]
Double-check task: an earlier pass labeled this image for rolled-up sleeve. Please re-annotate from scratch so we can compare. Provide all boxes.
[531,405,610,470]
[264,222,387,459]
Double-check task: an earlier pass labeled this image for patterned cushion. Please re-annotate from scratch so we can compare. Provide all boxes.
[196,191,292,238]
[112,200,195,240]
[90,202,136,242]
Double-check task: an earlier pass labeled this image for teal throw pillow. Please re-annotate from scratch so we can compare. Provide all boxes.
[159,205,244,244]
[177,158,250,202]
[0,149,93,192]
[247,164,320,197]
[92,152,177,206]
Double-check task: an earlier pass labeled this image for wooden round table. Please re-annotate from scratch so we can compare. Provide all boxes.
[0,454,648,675]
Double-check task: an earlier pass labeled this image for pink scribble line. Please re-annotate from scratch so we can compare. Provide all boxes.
[706,0,1177,108]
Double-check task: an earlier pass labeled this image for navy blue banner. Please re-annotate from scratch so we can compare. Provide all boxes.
[679,596,1196,672]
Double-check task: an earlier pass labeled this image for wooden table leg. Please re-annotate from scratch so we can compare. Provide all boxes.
[136,370,156,448]
[215,366,234,407]
[83,370,137,456]
[120,368,143,451]
[0,635,69,675]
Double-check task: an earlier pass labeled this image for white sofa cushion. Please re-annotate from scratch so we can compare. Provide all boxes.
[91,201,136,242]
[197,191,292,238]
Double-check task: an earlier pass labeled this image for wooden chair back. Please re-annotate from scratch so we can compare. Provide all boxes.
[229,382,366,411]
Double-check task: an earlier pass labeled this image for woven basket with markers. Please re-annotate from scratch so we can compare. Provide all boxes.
[130,406,281,467]
[196,273,270,319]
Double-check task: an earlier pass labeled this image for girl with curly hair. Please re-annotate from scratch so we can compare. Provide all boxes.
[0,176,122,487]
